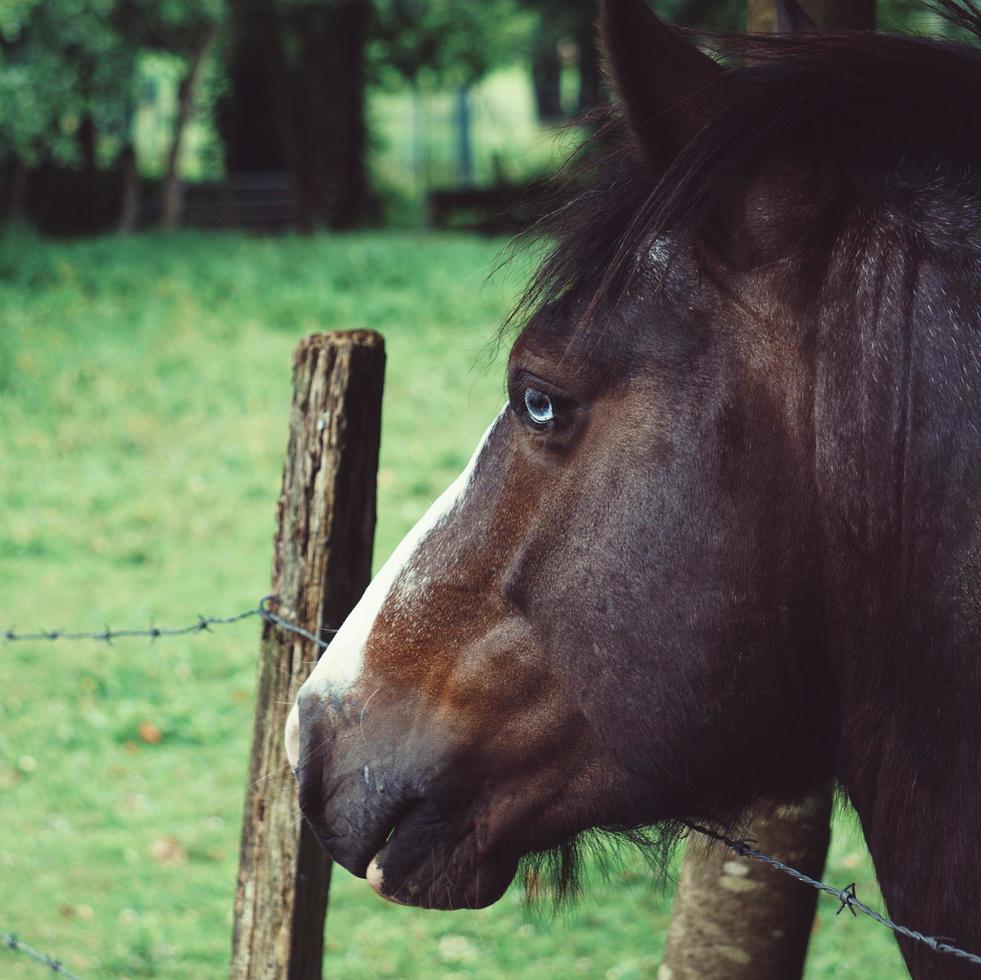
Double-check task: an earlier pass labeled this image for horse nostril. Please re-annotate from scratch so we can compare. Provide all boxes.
[285,702,300,772]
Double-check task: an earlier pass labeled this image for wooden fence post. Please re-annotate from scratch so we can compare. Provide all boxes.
[230,331,385,980]
[659,6,878,971]
[658,792,833,979]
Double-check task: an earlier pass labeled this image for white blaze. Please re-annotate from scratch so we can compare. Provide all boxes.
[285,408,505,768]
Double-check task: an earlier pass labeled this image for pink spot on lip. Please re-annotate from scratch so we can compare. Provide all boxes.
[367,856,408,905]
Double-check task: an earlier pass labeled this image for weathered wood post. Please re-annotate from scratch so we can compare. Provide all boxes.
[658,793,833,979]
[230,331,385,980]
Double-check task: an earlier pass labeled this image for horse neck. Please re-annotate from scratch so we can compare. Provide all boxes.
[811,233,981,976]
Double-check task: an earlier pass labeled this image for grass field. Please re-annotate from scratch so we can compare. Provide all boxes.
[0,231,907,978]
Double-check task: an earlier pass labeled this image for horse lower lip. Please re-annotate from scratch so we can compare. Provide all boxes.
[361,804,434,899]
[363,819,520,910]
[307,803,405,879]
[366,848,406,904]
[343,802,415,878]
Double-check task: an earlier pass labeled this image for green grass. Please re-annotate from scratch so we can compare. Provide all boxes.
[0,231,906,978]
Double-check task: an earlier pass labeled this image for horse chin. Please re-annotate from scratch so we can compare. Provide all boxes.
[363,812,518,910]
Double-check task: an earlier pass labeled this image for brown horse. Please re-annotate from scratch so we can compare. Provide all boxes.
[286,2,981,976]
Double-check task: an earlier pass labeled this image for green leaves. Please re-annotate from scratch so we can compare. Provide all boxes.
[372,0,536,88]
[0,0,221,166]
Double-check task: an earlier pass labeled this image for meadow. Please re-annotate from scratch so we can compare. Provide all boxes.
[0,231,907,978]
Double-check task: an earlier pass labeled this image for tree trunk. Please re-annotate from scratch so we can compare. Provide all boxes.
[221,0,371,232]
[220,0,294,232]
[532,39,564,124]
[747,0,875,31]
[660,793,833,979]
[162,27,216,230]
[7,159,28,224]
[78,113,97,175]
[318,0,371,229]
[118,144,140,234]
[221,0,290,174]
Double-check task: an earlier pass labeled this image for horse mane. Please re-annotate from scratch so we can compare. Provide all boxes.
[509,0,981,331]
[504,1,981,907]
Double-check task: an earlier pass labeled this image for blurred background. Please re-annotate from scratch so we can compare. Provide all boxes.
[0,2,961,978]
[0,0,950,236]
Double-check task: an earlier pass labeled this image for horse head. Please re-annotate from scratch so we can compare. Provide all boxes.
[287,7,981,976]
[286,0,838,911]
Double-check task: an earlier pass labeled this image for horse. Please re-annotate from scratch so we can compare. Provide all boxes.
[285,2,981,976]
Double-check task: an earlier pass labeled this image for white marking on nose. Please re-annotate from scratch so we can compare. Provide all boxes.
[285,702,300,769]
[294,407,506,710]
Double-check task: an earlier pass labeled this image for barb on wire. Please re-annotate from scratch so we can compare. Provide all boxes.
[1,595,336,980]
[1,930,84,979]
[1,596,336,650]
[686,822,981,968]
[257,596,331,649]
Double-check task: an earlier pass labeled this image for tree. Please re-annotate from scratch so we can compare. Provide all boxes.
[372,0,533,89]
[658,5,874,979]
[371,0,534,186]
[115,0,224,230]
[221,0,532,230]
[219,0,374,232]
[0,0,223,231]
[0,0,137,226]
[521,0,595,122]
[523,0,743,126]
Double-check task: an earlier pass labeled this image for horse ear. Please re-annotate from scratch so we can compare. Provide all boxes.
[601,0,727,172]
[775,0,818,33]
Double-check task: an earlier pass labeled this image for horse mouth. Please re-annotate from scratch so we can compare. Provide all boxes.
[361,803,519,910]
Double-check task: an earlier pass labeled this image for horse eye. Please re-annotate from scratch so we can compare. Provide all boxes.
[524,388,554,426]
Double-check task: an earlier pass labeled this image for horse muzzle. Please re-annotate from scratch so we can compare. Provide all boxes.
[285,685,519,909]
[288,688,403,875]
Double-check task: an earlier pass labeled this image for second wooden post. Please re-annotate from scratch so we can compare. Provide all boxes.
[659,6,875,976]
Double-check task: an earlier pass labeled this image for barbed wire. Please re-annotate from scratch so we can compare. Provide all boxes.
[1,596,333,650]
[1,595,331,979]
[1,931,83,979]
[687,822,981,968]
[3,600,979,971]
[256,596,334,649]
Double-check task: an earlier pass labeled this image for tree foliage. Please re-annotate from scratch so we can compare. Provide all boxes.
[0,0,967,229]
[371,0,536,88]
[0,0,129,165]
[0,0,221,167]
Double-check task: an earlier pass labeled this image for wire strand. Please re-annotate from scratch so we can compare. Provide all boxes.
[686,822,981,968]
[1,931,84,979]
[1,596,334,649]
[3,600,979,970]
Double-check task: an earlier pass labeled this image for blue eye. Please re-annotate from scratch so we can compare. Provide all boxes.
[524,388,554,426]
